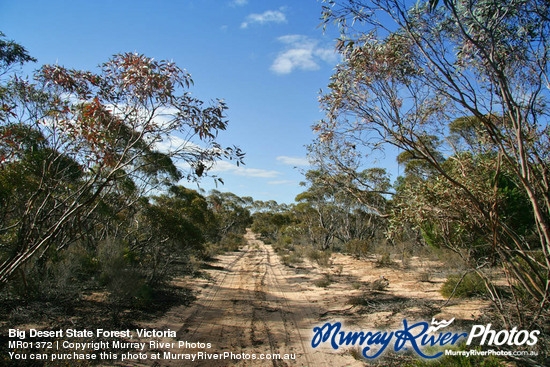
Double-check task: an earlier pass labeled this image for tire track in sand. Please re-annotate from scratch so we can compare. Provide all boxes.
[123,231,344,366]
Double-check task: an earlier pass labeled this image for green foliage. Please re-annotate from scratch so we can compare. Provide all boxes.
[281,253,303,267]
[251,211,294,241]
[272,234,303,267]
[218,233,245,252]
[440,272,486,299]
[106,268,153,309]
[495,174,534,238]
[0,35,252,317]
[316,2,550,346]
[3,243,99,301]
[208,190,252,238]
[0,31,36,70]
[0,47,244,289]
[96,238,162,309]
[345,238,370,258]
[147,186,215,252]
[306,248,332,267]
[294,167,389,251]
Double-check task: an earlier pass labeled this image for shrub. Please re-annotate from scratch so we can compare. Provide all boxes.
[107,268,153,309]
[97,238,156,310]
[401,250,412,268]
[345,239,370,258]
[313,274,332,288]
[219,233,245,252]
[9,243,98,301]
[200,242,222,259]
[306,248,332,267]
[280,235,293,245]
[348,347,363,361]
[375,252,394,267]
[367,276,389,291]
[273,236,296,254]
[281,253,303,267]
[348,292,371,306]
[440,272,486,299]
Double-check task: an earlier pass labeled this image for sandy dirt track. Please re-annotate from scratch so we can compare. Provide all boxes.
[121,230,354,366]
[119,230,487,366]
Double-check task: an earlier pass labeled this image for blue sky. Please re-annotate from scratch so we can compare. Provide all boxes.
[1,0,344,203]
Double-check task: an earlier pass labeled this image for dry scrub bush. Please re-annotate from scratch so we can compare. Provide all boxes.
[313,273,332,288]
[345,238,370,258]
[440,272,486,299]
[307,248,332,267]
[375,252,394,268]
[281,253,303,267]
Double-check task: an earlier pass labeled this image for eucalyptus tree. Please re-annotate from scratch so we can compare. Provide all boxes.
[0,51,244,286]
[207,190,252,240]
[132,186,217,284]
[315,0,550,330]
[295,167,389,251]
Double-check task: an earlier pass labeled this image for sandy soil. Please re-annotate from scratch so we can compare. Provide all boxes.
[119,231,489,366]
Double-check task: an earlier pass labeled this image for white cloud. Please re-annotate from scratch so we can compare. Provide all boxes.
[211,161,282,178]
[154,135,202,154]
[241,9,286,29]
[268,180,295,185]
[271,35,339,75]
[175,160,192,171]
[276,155,309,166]
[230,0,248,6]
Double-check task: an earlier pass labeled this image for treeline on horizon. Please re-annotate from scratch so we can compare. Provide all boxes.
[1,0,550,364]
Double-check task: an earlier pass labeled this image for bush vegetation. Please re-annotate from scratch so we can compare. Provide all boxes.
[440,273,487,299]
[0,34,252,329]
[313,274,332,288]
